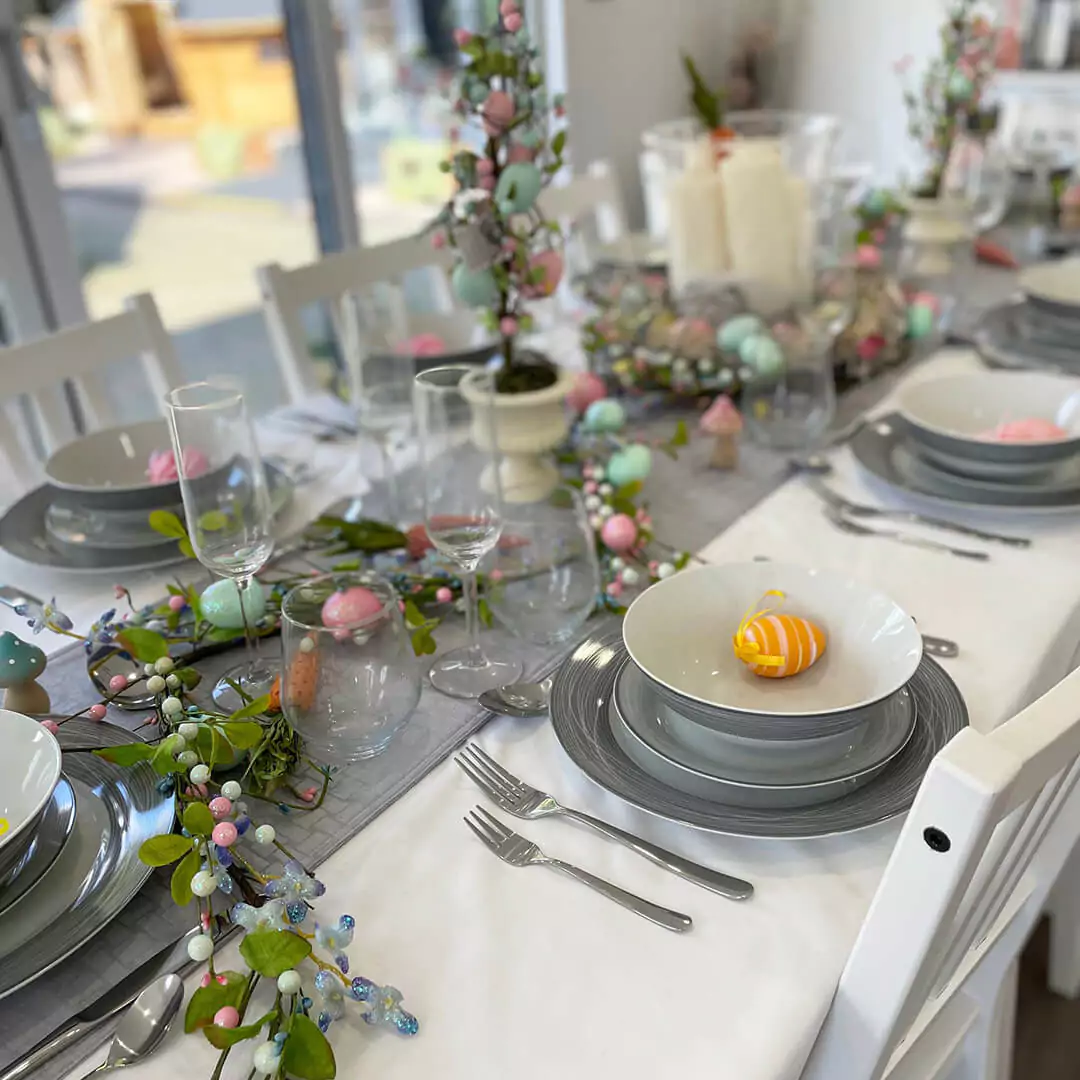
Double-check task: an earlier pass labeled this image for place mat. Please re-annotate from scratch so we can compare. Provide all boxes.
[0,373,912,1078]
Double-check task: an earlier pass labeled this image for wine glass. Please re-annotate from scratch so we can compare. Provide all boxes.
[164,380,275,707]
[340,285,417,524]
[280,572,421,763]
[413,364,522,699]
[484,485,601,646]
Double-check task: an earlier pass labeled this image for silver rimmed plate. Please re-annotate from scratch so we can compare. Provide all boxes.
[614,659,916,788]
[0,461,294,573]
[975,302,1080,375]
[0,776,76,912]
[851,415,1080,513]
[550,627,967,839]
[0,720,175,999]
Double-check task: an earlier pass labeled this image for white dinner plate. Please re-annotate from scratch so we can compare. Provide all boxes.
[0,710,61,876]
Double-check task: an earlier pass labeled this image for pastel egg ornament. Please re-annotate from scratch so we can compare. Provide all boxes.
[717,314,764,353]
[732,591,827,679]
[738,333,786,378]
[524,250,564,298]
[566,371,608,414]
[494,162,542,215]
[321,586,384,629]
[481,90,515,136]
[200,579,267,630]
[600,513,638,553]
[451,262,501,309]
[607,444,653,488]
[582,398,626,434]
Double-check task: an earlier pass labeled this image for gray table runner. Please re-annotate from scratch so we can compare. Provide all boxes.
[0,365,924,1078]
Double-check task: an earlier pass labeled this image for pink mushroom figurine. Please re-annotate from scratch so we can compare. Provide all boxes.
[700,395,743,470]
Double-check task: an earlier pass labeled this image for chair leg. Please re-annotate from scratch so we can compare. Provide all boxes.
[1047,841,1080,999]
[961,960,1018,1080]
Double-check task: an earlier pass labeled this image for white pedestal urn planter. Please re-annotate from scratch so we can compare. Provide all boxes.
[461,365,574,504]
[901,195,973,281]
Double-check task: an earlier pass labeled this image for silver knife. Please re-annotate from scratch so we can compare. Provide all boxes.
[0,923,239,1080]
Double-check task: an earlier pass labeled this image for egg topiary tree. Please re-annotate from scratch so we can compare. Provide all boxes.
[431,0,568,394]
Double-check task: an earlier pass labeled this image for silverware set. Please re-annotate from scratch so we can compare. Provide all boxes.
[457,743,753,933]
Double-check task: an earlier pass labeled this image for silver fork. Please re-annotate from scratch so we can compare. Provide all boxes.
[824,507,990,560]
[809,479,1030,548]
[456,744,753,900]
[464,806,693,932]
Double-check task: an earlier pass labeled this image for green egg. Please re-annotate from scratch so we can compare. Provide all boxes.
[907,303,936,340]
[200,579,267,630]
[452,262,501,309]
[718,314,765,353]
[607,444,653,487]
[493,162,543,214]
[583,398,626,433]
[739,333,786,377]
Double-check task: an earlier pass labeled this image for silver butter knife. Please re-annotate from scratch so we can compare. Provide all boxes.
[825,507,991,561]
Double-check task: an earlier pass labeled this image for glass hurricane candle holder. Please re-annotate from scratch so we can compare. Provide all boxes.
[280,572,421,764]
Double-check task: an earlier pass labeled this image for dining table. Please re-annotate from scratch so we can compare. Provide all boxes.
[4,332,1080,1080]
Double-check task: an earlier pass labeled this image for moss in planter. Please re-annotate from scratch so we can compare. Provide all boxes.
[494,355,559,395]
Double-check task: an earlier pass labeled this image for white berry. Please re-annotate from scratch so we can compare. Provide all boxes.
[592,466,605,481]
[178,750,198,767]
[187,934,214,962]
[191,870,217,898]
[143,663,157,676]
[599,505,614,518]
[161,696,183,716]
[154,656,175,675]
[146,675,166,694]
[169,734,187,752]
[221,780,242,800]
[299,636,315,654]
[178,722,199,740]
[610,557,625,572]
[657,562,675,579]
[588,514,604,532]
[166,674,181,689]
[277,970,302,995]
[252,1043,280,1076]
[254,824,276,845]
[127,672,139,683]
[599,483,613,496]
[584,494,601,512]
[621,567,641,587]
[190,764,211,784]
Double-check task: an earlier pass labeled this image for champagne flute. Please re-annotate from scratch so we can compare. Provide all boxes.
[413,364,522,699]
[164,380,275,707]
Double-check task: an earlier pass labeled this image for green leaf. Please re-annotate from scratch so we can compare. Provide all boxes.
[138,833,193,867]
[221,720,265,748]
[402,599,427,630]
[93,743,156,766]
[179,536,196,559]
[195,725,237,770]
[197,510,229,532]
[477,597,493,629]
[239,930,312,978]
[171,846,201,905]
[176,667,202,691]
[151,745,188,776]
[229,696,271,721]
[149,509,188,539]
[204,1011,276,1050]
[671,419,689,447]
[682,52,722,130]
[410,626,437,656]
[116,627,169,663]
[611,496,637,518]
[183,802,215,837]
[315,517,408,553]
[615,480,643,500]
[461,37,485,58]
[552,129,566,157]
[184,973,248,1033]
[330,559,361,572]
[282,1013,337,1080]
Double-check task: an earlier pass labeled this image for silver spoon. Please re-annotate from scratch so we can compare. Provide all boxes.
[77,974,184,1078]
[479,677,553,718]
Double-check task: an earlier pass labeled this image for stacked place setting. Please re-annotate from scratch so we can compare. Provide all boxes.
[549,562,968,839]
[846,369,1080,514]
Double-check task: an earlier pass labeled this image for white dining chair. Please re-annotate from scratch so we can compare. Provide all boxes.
[802,665,1080,1080]
[0,292,181,490]
[258,234,455,406]
[538,159,628,243]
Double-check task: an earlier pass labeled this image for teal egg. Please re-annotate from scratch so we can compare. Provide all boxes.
[468,81,489,104]
[947,70,974,101]
[494,162,543,214]
[517,127,544,150]
[862,188,888,216]
[718,314,764,353]
[452,262,501,309]
[607,444,653,488]
[907,303,936,340]
[583,398,626,433]
[739,333,786,377]
[200,579,267,630]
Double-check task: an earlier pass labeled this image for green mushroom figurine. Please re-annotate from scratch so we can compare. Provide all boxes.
[0,632,49,714]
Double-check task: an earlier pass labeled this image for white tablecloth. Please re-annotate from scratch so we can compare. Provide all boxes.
[22,350,1080,1080]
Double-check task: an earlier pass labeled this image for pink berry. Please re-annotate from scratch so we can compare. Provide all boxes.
[489,569,504,582]
[648,560,659,573]
[435,586,453,603]
[332,628,351,642]
[504,11,522,32]
[216,974,227,985]
[208,797,232,820]
[108,674,128,692]
[500,316,518,336]
[555,105,566,118]
[584,480,598,494]
[212,822,238,847]
[214,1007,240,1029]
[300,786,318,803]
[499,0,518,14]
[201,911,212,931]
[398,600,406,613]
[185,783,209,799]
[200,973,212,989]
[479,174,496,191]
[453,27,473,46]
[87,703,107,722]
[606,580,624,598]
[431,231,446,249]
[41,720,59,735]
[168,595,186,612]
[477,158,494,175]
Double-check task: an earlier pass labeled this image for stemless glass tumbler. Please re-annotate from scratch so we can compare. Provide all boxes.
[414,365,522,699]
[164,380,275,706]
[280,572,421,763]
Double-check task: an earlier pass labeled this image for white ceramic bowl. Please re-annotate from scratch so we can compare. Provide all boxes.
[897,371,1080,467]
[622,563,922,719]
[0,710,62,872]
[1021,258,1080,313]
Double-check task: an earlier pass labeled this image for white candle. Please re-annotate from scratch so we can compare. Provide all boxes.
[666,139,730,294]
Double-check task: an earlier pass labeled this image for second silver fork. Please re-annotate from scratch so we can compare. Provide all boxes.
[456,744,753,900]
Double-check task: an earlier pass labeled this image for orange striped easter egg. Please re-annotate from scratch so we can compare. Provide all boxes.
[732,590,827,679]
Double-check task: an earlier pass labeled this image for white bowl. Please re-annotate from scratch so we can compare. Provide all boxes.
[897,371,1080,467]
[622,563,922,718]
[0,710,62,865]
[1021,258,1080,312]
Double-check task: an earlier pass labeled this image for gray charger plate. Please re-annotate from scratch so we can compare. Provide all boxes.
[852,416,1080,513]
[0,720,175,999]
[550,628,967,839]
[614,659,916,788]
[975,302,1080,375]
[0,461,293,573]
[0,777,76,912]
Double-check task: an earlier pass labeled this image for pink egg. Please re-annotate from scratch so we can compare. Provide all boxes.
[212,822,238,847]
[524,251,564,297]
[482,90,515,135]
[504,11,522,31]
[321,586,384,628]
[567,371,607,413]
[108,674,129,692]
[87,703,107,721]
[507,143,535,164]
[601,513,638,553]
[855,245,883,270]
[214,1007,240,1029]
[208,797,232,819]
